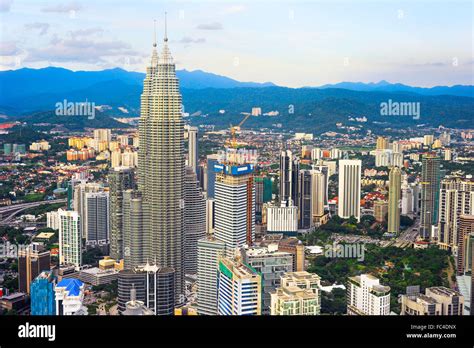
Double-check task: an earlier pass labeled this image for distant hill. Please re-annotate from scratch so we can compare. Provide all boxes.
[317,80,474,98]
[0,67,276,115]
[0,67,473,132]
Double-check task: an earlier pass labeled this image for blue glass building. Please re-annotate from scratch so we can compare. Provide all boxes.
[30,271,56,315]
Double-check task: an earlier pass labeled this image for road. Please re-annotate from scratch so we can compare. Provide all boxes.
[396,219,420,242]
[0,199,66,224]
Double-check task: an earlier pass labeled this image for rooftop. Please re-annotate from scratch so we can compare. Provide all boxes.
[56,278,84,297]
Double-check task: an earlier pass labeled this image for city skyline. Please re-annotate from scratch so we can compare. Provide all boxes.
[1,0,473,87]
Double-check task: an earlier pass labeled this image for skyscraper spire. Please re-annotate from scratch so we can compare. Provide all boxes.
[153,19,157,47]
[164,12,168,42]
[150,19,158,66]
[159,13,173,65]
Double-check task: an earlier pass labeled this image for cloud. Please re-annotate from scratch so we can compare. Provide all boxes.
[0,41,21,56]
[196,22,223,30]
[24,22,50,36]
[222,5,246,14]
[24,36,142,64]
[0,0,13,12]
[69,27,104,38]
[178,37,206,44]
[41,2,82,13]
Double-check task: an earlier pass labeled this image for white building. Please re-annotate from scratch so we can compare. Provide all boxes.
[93,129,111,144]
[46,210,60,230]
[271,271,322,315]
[265,201,298,234]
[214,166,255,251]
[55,278,87,315]
[58,209,82,269]
[186,125,198,174]
[375,149,392,167]
[205,198,215,235]
[338,159,361,222]
[217,255,262,315]
[401,181,414,215]
[347,274,390,315]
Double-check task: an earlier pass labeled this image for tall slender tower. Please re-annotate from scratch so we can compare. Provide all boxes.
[184,166,206,274]
[388,166,401,234]
[420,153,440,239]
[187,126,199,174]
[138,20,185,304]
[109,167,135,261]
[279,150,299,205]
[338,160,361,222]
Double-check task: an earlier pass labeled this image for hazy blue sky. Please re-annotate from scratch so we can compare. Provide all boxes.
[0,0,472,87]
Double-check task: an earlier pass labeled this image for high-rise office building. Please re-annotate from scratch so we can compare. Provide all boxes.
[255,176,272,222]
[214,163,255,250]
[457,215,474,275]
[58,209,82,269]
[138,30,185,303]
[311,170,326,225]
[471,240,474,316]
[420,154,441,239]
[437,178,474,252]
[186,126,198,174]
[184,166,206,274]
[117,263,175,315]
[347,274,390,315]
[217,255,262,315]
[401,181,414,215]
[265,201,298,235]
[84,191,109,247]
[388,166,401,234]
[18,244,50,295]
[242,245,293,314]
[73,182,102,239]
[298,170,312,229]
[122,190,143,270]
[108,167,135,261]
[314,164,329,205]
[270,271,321,315]
[279,150,299,205]
[206,154,219,199]
[374,200,388,223]
[278,238,305,272]
[338,159,361,222]
[30,271,56,315]
[196,236,226,315]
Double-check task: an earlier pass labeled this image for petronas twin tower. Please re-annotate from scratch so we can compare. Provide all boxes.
[138,26,185,304]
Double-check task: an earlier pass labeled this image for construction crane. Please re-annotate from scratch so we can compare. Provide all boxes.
[228,113,252,149]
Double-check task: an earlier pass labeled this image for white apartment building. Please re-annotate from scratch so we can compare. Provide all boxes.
[58,209,82,269]
[347,274,391,315]
[270,271,322,315]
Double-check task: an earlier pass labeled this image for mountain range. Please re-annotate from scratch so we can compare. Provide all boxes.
[0,67,472,133]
